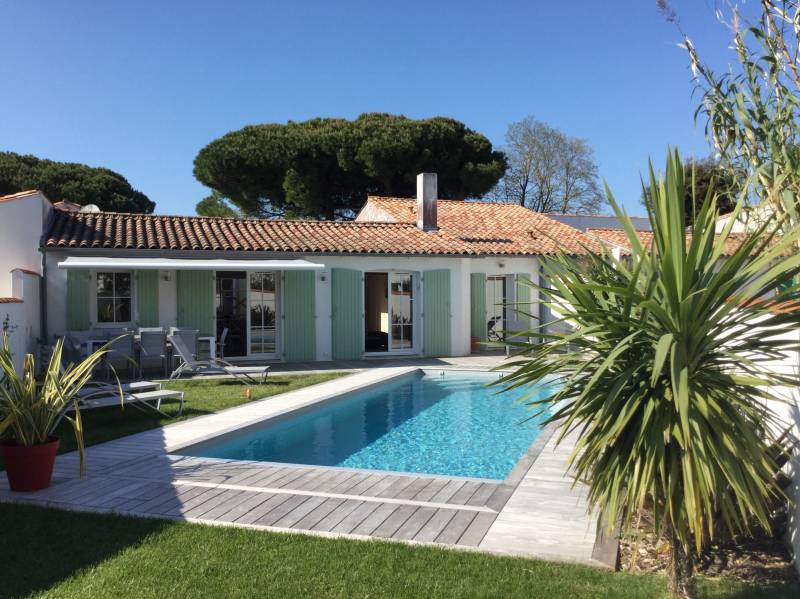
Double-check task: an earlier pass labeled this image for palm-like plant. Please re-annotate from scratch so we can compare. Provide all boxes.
[0,334,113,475]
[500,151,800,598]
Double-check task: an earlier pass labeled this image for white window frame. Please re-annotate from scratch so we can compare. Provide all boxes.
[246,270,281,358]
[92,270,135,328]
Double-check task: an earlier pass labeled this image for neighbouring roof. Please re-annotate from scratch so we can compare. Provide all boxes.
[11,268,40,276]
[44,198,603,257]
[356,197,602,255]
[545,213,652,233]
[586,228,750,256]
[585,228,654,250]
[0,190,39,203]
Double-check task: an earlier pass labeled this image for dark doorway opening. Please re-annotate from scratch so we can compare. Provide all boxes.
[215,271,247,357]
[364,272,388,352]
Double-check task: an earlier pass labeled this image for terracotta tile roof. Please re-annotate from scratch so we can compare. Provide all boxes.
[44,210,478,256]
[0,190,39,203]
[11,268,40,276]
[44,198,604,257]
[0,297,22,304]
[357,197,602,255]
[586,228,749,256]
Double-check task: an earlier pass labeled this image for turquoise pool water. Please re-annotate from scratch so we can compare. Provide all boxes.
[182,371,554,480]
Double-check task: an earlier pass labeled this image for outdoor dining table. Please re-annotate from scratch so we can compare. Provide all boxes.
[81,333,217,367]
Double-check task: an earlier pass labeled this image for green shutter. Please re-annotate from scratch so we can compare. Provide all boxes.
[423,269,451,357]
[283,270,316,361]
[515,273,532,332]
[66,270,91,331]
[331,268,362,360]
[470,273,487,340]
[176,270,214,335]
[136,270,160,327]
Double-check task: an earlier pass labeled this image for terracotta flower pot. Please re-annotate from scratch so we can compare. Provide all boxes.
[470,336,482,353]
[1,437,60,492]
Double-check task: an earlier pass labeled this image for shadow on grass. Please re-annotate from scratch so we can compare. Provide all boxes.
[697,579,799,599]
[0,503,172,599]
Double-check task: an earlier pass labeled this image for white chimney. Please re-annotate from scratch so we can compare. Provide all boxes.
[416,172,438,231]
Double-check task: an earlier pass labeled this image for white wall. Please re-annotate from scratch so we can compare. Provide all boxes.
[43,251,69,343]
[158,270,177,329]
[0,301,27,373]
[11,269,41,351]
[764,327,800,574]
[0,192,50,297]
[0,271,43,373]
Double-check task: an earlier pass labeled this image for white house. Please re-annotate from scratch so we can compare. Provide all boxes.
[0,174,600,366]
[0,190,49,371]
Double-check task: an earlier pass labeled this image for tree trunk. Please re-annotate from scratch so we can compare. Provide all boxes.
[668,526,695,599]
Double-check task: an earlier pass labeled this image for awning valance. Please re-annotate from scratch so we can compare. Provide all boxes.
[57,257,324,271]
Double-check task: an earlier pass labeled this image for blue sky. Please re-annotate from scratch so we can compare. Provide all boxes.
[1,1,744,216]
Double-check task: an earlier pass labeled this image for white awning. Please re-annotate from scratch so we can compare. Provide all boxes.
[57,257,324,271]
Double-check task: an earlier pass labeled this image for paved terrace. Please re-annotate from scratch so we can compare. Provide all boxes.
[0,358,614,567]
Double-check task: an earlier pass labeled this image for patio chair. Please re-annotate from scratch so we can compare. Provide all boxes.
[487,317,503,342]
[104,332,137,378]
[217,327,229,360]
[138,327,168,377]
[168,333,270,384]
[58,346,165,401]
[168,327,198,370]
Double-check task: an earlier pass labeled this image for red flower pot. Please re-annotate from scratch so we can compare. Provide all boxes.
[1,437,60,492]
[470,336,482,353]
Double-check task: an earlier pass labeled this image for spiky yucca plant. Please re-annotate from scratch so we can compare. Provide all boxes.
[0,335,113,475]
[500,151,800,598]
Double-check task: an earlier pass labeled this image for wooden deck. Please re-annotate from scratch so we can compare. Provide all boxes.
[0,365,612,566]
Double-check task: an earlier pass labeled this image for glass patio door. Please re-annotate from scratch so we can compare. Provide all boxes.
[364,272,415,353]
[486,275,506,341]
[249,272,278,355]
[390,273,413,350]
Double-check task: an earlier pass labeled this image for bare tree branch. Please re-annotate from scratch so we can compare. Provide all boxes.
[490,116,606,214]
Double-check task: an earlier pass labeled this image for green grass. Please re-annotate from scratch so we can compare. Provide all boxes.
[52,373,347,453]
[0,504,794,599]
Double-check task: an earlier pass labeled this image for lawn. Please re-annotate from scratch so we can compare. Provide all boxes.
[0,503,794,599]
[52,373,347,453]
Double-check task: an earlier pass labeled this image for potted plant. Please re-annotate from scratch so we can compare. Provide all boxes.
[0,334,112,491]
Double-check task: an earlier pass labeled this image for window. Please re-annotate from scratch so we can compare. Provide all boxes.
[96,272,132,323]
[249,272,277,354]
[486,276,506,341]
[390,273,413,350]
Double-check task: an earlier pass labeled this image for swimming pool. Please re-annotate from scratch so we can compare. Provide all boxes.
[179,370,554,480]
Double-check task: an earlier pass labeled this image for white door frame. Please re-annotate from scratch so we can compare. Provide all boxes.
[362,269,420,356]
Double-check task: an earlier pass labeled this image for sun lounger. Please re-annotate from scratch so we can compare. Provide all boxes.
[54,387,185,428]
[168,334,270,384]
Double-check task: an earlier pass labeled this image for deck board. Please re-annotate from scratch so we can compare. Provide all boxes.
[330,501,379,534]
[272,496,327,528]
[350,502,397,536]
[414,508,458,543]
[254,494,311,527]
[291,497,345,530]
[310,499,364,532]
[371,504,418,538]
[392,507,436,540]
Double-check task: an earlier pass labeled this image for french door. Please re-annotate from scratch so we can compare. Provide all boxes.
[364,272,415,353]
[249,272,278,356]
[486,275,506,341]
